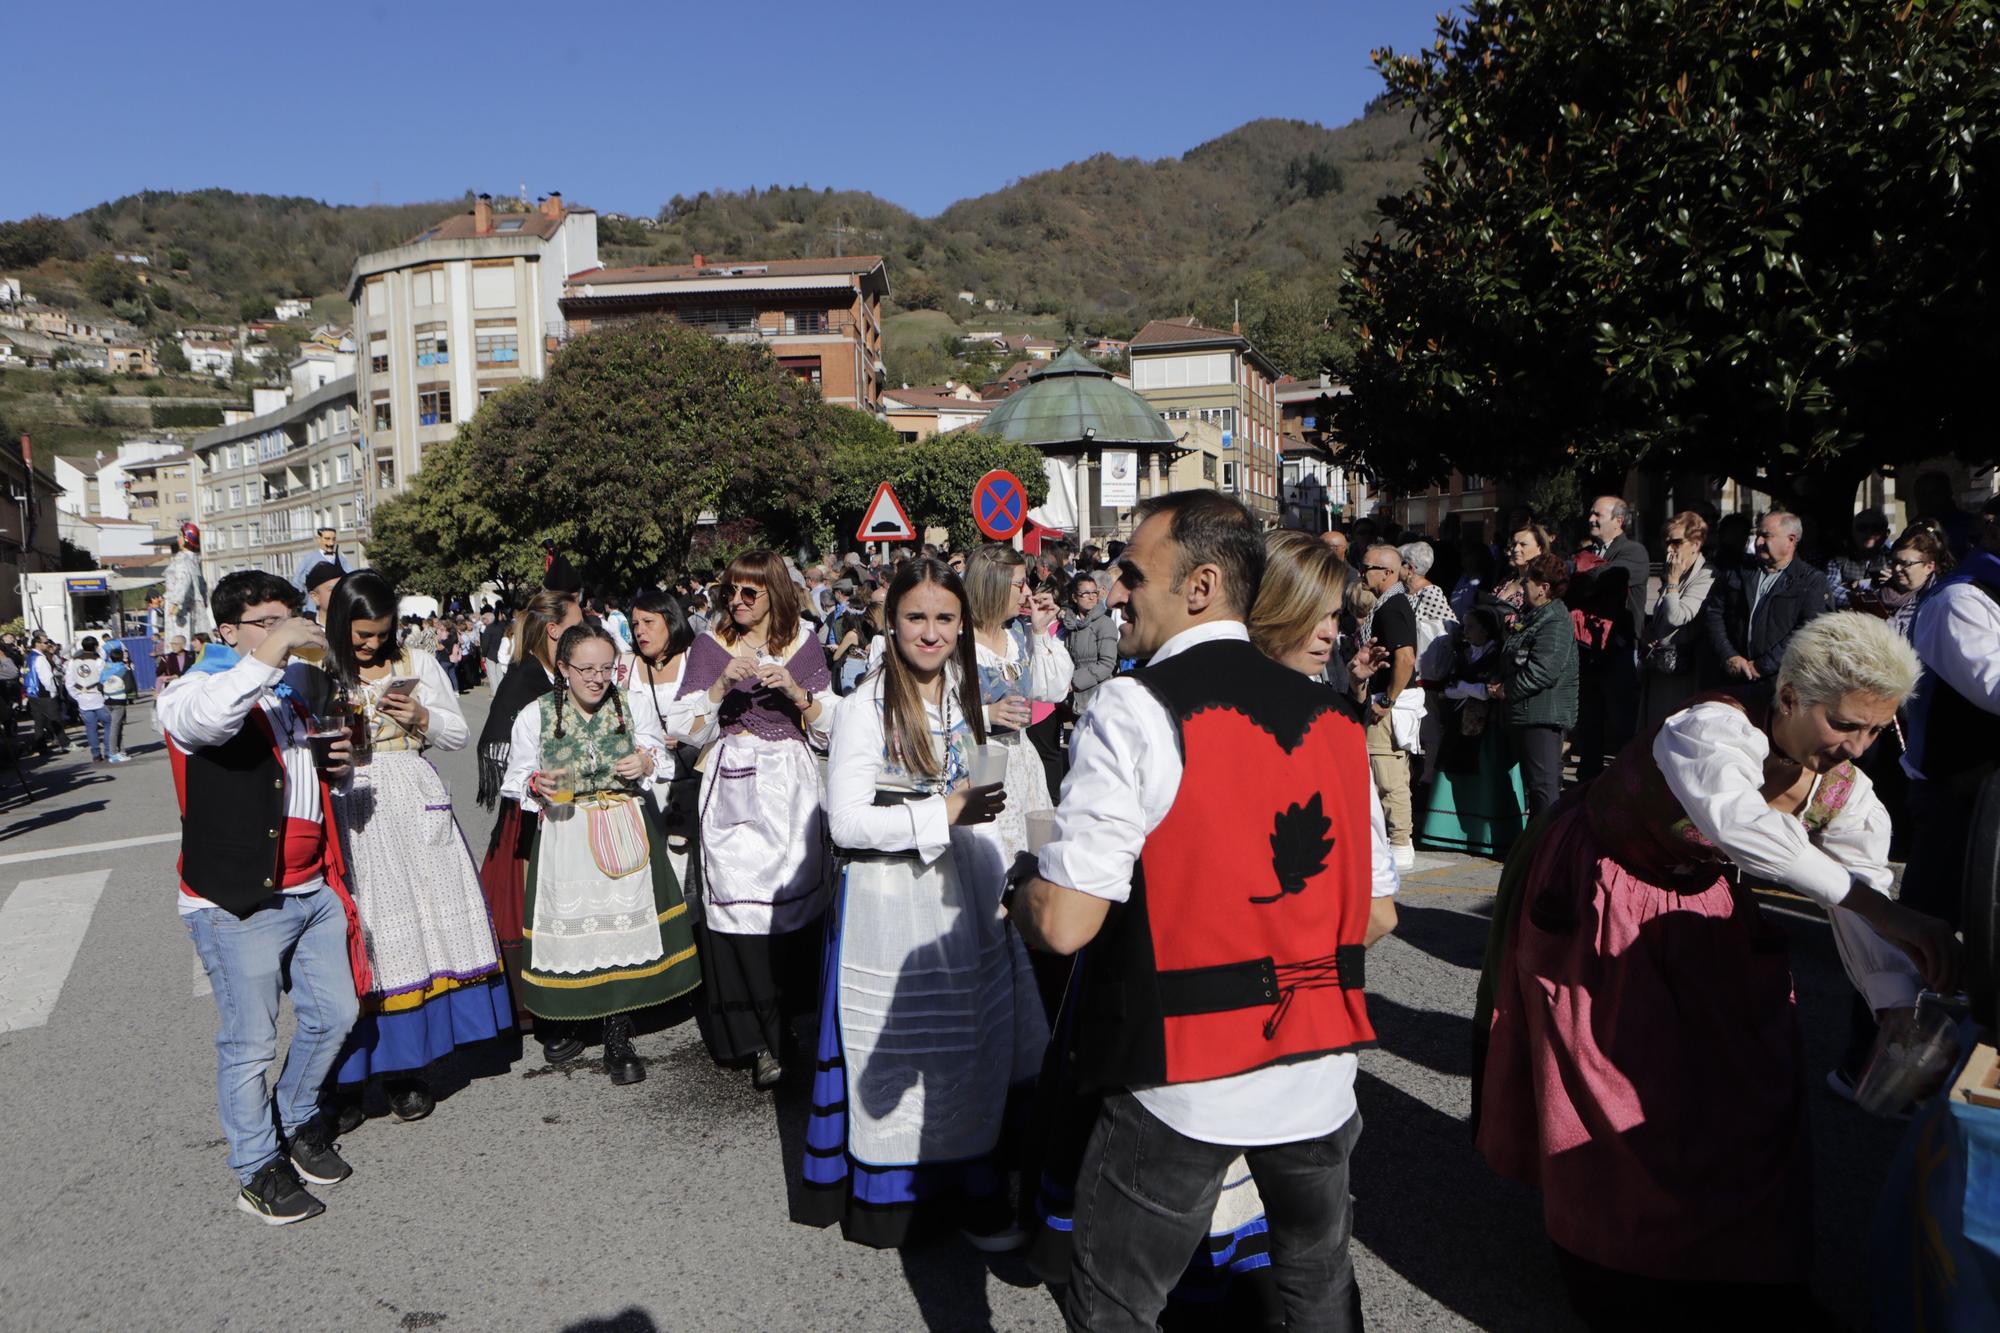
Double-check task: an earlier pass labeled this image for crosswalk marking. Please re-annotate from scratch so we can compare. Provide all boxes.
[0,833,178,869]
[0,870,112,1033]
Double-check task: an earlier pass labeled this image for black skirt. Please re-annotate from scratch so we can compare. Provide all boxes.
[683,835,823,1064]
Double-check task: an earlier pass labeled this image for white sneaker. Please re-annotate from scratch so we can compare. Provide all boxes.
[1392,844,1416,872]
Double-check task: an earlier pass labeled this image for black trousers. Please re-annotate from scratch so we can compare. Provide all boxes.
[28,696,67,750]
[1572,650,1638,782]
[1512,723,1566,818]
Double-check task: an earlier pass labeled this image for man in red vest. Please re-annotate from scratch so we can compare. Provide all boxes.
[160,570,363,1226]
[1011,491,1398,1332]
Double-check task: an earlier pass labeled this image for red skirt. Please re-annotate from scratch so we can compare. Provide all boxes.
[478,799,534,1029]
[1475,800,1811,1283]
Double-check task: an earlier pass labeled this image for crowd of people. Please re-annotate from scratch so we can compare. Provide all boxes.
[132,472,2000,1330]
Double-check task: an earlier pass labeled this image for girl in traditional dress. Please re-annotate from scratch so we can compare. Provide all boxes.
[475,588,583,1056]
[963,545,1072,861]
[324,572,513,1127]
[801,557,1046,1251]
[1475,613,1958,1329]
[674,550,834,1091]
[501,623,699,1086]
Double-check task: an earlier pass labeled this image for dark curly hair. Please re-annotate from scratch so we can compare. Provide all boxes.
[1522,553,1570,600]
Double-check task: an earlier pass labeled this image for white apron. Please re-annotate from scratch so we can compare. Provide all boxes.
[529,799,664,975]
[836,830,1047,1166]
[697,732,827,935]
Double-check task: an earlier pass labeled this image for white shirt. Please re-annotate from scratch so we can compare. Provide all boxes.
[499,690,668,815]
[64,658,105,710]
[824,673,960,863]
[1038,619,1399,1147]
[625,655,694,795]
[157,654,328,912]
[1655,701,1919,1010]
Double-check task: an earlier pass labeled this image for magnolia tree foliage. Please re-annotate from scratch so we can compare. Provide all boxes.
[1337,0,2000,528]
[367,319,1050,597]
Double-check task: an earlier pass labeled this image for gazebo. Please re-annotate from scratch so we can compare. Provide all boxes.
[976,347,1181,544]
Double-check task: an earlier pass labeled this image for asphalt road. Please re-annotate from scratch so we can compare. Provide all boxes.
[0,694,1905,1332]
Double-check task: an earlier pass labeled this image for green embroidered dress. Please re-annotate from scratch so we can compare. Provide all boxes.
[518,691,700,1021]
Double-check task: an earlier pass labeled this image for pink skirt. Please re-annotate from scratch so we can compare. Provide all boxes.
[1475,801,1811,1283]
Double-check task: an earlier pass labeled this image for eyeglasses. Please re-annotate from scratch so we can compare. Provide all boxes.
[1364,564,1400,575]
[723,585,765,604]
[1074,586,1100,597]
[566,664,617,679]
[231,614,293,631]
[1663,538,1689,548]
[1889,556,1933,570]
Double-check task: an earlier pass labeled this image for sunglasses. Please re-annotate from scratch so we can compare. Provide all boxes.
[723,585,765,604]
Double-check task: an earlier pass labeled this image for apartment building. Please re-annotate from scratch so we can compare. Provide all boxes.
[348,192,598,499]
[1129,318,1282,526]
[558,254,888,410]
[881,383,993,440]
[189,375,365,586]
[120,450,199,543]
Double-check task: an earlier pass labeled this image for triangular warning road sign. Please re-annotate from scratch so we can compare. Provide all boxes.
[856,480,916,543]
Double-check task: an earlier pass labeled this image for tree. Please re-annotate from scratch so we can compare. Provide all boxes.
[156,337,190,375]
[1337,0,2000,534]
[369,319,832,595]
[81,255,140,308]
[805,408,1049,552]
[0,215,80,269]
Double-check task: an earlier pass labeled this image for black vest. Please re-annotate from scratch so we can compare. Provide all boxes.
[1919,577,2000,785]
[174,665,334,918]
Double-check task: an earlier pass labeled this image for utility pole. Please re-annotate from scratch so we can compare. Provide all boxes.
[827,215,846,258]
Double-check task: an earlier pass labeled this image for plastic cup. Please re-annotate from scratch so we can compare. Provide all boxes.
[291,641,326,666]
[307,727,346,768]
[1026,810,1059,854]
[970,744,1009,789]
[545,767,576,806]
[1855,1002,1960,1117]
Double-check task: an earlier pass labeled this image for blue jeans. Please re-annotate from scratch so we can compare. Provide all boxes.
[186,891,360,1183]
[80,706,108,759]
[1064,1091,1364,1333]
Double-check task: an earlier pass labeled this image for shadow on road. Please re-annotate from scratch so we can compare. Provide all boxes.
[0,796,110,840]
[1368,993,1476,1081]
[562,1309,660,1332]
[1386,902,1494,972]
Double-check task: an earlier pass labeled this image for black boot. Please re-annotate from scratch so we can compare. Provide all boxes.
[539,1023,584,1065]
[386,1077,435,1122]
[602,1014,644,1086]
[329,1087,366,1136]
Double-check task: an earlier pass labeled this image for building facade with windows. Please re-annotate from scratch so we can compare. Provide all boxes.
[188,376,365,586]
[120,450,199,544]
[557,255,889,410]
[348,193,598,501]
[1129,318,1282,525]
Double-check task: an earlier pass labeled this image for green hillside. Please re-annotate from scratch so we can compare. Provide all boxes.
[1,101,1428,391]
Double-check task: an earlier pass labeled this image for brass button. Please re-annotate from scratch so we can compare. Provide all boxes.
[268,828,280,839]
[273,779,283,790]
[262,877,275,888]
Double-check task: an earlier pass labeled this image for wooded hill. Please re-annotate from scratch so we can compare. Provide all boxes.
[1,100,1426,363]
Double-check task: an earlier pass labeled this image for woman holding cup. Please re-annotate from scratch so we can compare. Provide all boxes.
[964,545,1073,862]
[501,622,697,1086]
[801,557,1046,1251]
[321,571,512,1128]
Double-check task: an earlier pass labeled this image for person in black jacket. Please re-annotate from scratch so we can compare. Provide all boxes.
[1573,496,1651,780]
[1701,511,1830,699]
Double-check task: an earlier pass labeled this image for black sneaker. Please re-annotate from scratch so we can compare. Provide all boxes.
[751,1050,783,1091]
[236,1159,325,1226]
[287,1118,353,1186]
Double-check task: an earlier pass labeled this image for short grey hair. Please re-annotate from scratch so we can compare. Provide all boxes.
[1398,540,1436,577]
[1761,510,1804,540]
[1776,612,1921,708]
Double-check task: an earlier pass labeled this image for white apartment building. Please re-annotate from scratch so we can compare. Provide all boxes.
[348,192,597,500]
[190,374,365,587]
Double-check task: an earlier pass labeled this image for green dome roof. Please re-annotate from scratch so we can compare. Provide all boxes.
[977,347,1176,448]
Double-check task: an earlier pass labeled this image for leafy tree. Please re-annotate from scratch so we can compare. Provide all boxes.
[0,215,80,268]
[369,319,831,595]
[1337,0,2000,533]
[898,273,946,312]
[805,408,1048,552]
[156,337,190,375]
[81,255,140,307]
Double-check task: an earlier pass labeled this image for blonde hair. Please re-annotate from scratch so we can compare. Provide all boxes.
[1344,580,1378,623]
[1776,611,1921,708]
[963,544,1025,630]
[1249,530,1349,660]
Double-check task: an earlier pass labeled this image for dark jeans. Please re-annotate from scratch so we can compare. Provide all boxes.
[1064,1090,1363,1333]
[1571,649,1638,783]
[1512,723,1566,818]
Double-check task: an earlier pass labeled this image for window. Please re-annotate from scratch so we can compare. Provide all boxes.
[472,264,514,308]
[223,444,239,469]
[377,459,396,492]
[369,337,388,375]
[1160,408,1190,422]
[1133,352,1232,391]
[174,491,187,503]
[365,280,386,317]
[248,519,261,546]
[1199,407,1236,435]
[417,386,452,427]
[332,454,351,484]
[415,325,449,366]
[784,310,828,335]
[475,329,518,365]
[1203,454,1218,482]
[1460,471,1485,492]
[228,484,241,509]
[1220,462,1236,492]
[408,267,445,305]
[338,502,354,531]
[373,398,392,431]
[677,306,757,333]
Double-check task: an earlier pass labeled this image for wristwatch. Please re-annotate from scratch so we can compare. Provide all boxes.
[796,687,815,712]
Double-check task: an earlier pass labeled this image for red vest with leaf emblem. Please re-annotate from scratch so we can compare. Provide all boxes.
[1071,638,1376,1091]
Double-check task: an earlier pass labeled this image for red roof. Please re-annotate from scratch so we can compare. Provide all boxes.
[882,388,993,412]
[1130,317,1243,347]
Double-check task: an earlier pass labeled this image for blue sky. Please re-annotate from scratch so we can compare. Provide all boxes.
[4,1,1447,221]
